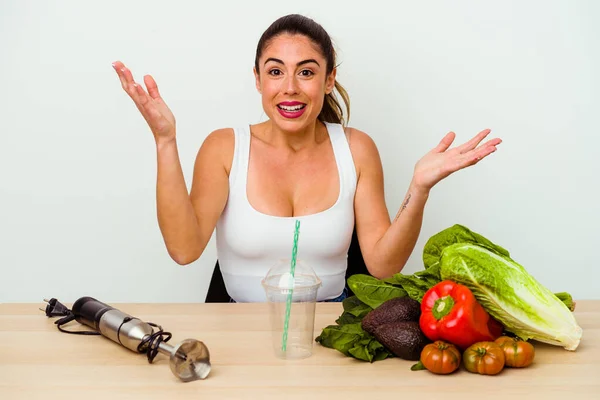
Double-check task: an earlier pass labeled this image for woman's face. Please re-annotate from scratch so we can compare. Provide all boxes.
[254,33,336,133]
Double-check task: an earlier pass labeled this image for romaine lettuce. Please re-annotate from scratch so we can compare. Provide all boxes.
[439,242,583,350]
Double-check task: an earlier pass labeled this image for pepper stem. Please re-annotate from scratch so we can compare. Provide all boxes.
[432,296,455,320]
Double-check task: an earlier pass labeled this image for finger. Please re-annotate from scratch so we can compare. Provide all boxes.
[134,82,152,107]
[144,75,161,100]
[481,137,502,148]
[113,62,141,102]
[466,143,498,165]
[432,131,456,153]
[112,61,129,90]
[134,83,164,122]
[121,65,136,86]
[457,129,491,154]
[468,137,502,155]
[124,72,149,109]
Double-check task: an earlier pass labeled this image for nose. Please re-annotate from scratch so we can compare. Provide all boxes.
[282,73,299,95]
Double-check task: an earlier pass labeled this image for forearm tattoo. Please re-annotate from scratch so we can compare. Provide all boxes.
[393,193,412,222]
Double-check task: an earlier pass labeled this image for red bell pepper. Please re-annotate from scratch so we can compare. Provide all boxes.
[420,280,503,350]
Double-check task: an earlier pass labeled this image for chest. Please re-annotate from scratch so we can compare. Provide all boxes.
[246,140,340,217]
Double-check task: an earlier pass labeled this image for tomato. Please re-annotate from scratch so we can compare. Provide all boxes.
[463,341,505,375]
[495,336,535,368]
[420,341,461,374]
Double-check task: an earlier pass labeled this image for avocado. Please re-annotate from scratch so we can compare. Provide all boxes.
[361,296,421,335]
[373,321,430,361]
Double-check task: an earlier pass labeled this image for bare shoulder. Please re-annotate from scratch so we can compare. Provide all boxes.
[343,126,383,178]
[196,127,235,174]
[201,127,234,152]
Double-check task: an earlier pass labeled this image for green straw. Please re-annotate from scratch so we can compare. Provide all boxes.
[281,219,301,353]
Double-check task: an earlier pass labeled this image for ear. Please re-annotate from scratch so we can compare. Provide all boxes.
[253,66,261,93]
[325,67,337,94]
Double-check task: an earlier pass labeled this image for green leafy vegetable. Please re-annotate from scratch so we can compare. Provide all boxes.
[439,242,582,350]
[423,224,510,269]
[315,323,364,354]
[335,312,362,325]
[347,274,407,309]
[334,297,372,325]
[348,335,393,362]
[554,292,576,311]
[383,273,434,302]
[315,320,394,362]
[342,295,373,318]
[413,263,442,286]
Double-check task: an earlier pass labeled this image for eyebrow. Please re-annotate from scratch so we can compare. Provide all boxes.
[264,57,320,67]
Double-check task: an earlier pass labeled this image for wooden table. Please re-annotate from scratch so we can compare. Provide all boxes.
[1,301,598,399]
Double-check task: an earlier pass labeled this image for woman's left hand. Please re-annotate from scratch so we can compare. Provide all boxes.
[412,129,502,192]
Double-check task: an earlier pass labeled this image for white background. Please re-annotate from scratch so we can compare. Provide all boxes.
[1,0,598,302]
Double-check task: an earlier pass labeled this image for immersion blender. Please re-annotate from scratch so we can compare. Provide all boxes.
[42,296,211,382]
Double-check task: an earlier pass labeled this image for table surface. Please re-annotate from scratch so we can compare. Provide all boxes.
[1,300,598,400]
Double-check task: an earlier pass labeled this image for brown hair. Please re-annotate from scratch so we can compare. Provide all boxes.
[254,14,351,126]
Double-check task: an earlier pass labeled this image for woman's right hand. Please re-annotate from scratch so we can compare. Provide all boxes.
[113,60,176,143]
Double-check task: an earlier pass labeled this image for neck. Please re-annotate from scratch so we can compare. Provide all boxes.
[259,120,324,152]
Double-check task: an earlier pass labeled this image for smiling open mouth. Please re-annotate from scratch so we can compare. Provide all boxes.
[276,103,307,119]
[277,104,306,111]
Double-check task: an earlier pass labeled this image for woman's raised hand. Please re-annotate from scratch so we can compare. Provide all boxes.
[412,129,502,192]
[113,61,176,142]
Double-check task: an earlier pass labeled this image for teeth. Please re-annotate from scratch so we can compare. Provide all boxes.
[278,104,305,111]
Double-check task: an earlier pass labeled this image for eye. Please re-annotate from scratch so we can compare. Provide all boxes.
[299,70,314,77]
[268,68,282,76]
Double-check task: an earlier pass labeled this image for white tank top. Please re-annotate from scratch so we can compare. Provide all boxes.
[215,122,358,302]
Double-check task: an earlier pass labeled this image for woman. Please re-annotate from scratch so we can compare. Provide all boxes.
[112,14,501,303]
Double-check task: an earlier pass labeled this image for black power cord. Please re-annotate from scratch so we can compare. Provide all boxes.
[41,298,100,335]
[138,322,173,363]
